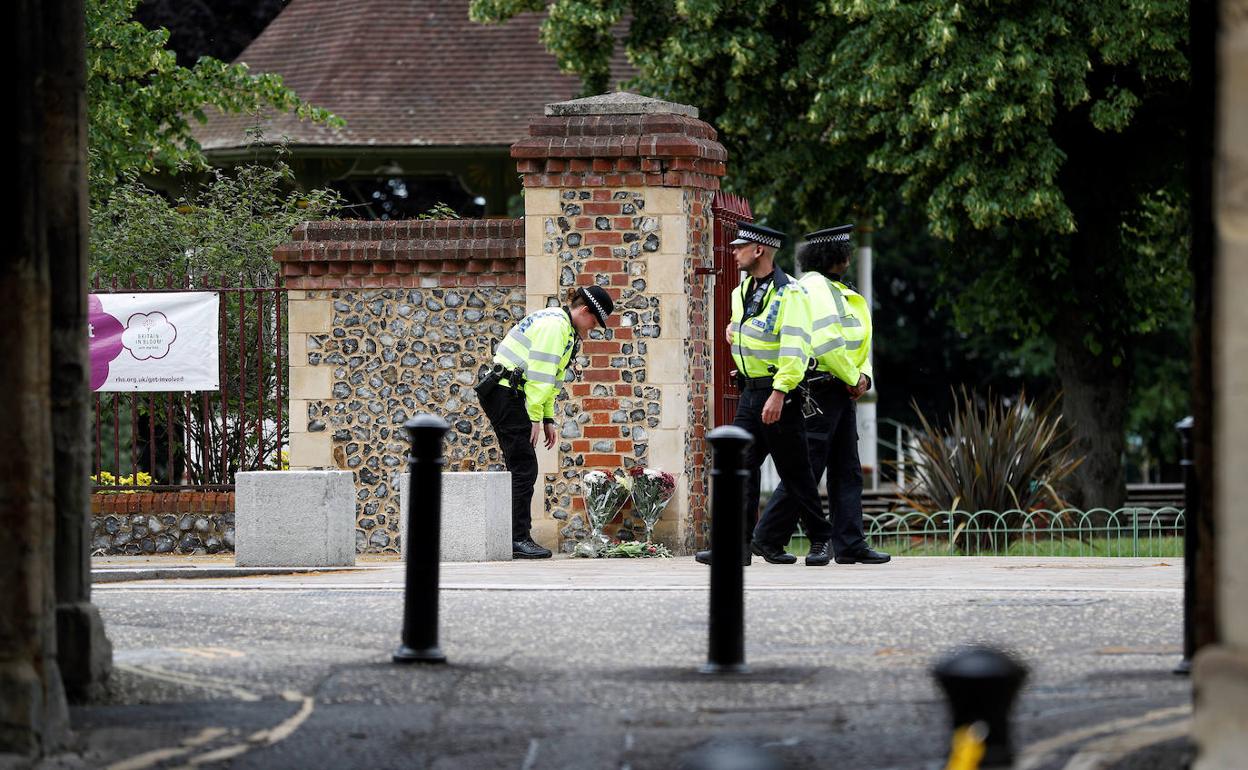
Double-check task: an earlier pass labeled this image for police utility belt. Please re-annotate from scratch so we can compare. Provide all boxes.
[474,364,525,399]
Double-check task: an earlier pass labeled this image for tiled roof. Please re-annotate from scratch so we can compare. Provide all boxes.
[194,0,635,151]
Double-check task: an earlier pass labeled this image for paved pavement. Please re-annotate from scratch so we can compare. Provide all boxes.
[36,557,1193,769]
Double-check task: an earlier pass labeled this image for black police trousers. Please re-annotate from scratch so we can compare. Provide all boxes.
[478,382,538,540]
[738,387,834,549]
[757,380,868,556]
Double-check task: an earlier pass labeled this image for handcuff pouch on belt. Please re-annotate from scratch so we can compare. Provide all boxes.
[475,364,525,399]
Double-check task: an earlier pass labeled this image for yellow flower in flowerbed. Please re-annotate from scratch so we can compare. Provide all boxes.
[90,471,153,493]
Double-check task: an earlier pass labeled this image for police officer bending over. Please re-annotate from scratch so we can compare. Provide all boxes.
[476,285,614,559]
[695,222,836,566]
[758,225,889,565]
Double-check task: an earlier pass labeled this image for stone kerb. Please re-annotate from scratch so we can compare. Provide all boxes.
[234,470,355,567]
[398,472,511,561]
[277,218,526,554]
[513,92,724,554]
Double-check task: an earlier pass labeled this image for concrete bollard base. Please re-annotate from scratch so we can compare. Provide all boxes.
[234,471,356,567]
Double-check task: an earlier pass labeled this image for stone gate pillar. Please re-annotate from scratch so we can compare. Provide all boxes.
[512,93,726,553]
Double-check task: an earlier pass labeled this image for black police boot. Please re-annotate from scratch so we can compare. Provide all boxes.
[695,548,751,566]
[805,541,832,566]
[512,538,553,559]
[834,546,891,564]
[750,541,797,565]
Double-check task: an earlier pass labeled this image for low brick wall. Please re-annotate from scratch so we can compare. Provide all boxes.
[90,491,235,555]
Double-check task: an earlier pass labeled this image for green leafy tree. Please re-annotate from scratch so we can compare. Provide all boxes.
[89,154,342,283]
[472,0,1191,507]
[87,0,340,196]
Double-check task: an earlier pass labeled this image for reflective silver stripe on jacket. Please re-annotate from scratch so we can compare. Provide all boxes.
[812,337,846,356]
[779,325,811,343]
[530,350,562,364]
[525,370,559,385]
[736,322,777,342]
[498,345,526,367]
[811,313,841,331]
[504,329,533,349]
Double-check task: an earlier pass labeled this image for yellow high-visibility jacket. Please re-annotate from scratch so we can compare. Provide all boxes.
[798,272,860,386]
[493,307,577,422]
[729,267,811,393]
[832,279,873,383]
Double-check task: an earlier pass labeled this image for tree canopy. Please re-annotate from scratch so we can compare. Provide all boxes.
[87,0,339,196]
[472,0,1192,504]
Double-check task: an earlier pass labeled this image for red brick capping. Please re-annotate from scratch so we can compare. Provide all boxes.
[274,218,525,289]
[512,114,728,190]
[90,491,235,515]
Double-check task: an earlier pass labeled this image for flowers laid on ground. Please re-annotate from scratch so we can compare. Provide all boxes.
[628,466,677,543]
[602,540,674,558]
[573,466,675,558]
[576,469,633,557]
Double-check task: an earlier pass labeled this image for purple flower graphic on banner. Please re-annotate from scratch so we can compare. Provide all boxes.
[88,295,124,391]
[122,312,178,360]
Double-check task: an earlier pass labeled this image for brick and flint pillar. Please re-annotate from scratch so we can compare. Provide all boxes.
[512,92,727,554]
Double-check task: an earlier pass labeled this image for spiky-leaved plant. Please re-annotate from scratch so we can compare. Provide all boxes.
[904,389,1084,551]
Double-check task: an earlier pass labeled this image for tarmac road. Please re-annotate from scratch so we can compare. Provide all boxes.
[43,557,1191,770]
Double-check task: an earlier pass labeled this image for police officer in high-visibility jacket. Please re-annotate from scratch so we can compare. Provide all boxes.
[695,222,835,566]
[475,285,614,559]
[758,225,890,565]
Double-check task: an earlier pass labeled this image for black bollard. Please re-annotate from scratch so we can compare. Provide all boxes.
[701,425,754,675]
[932,646,1027,767]
[393,415,450,665]
[1175,415,1196,676]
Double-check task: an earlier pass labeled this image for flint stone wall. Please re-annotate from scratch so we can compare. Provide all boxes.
[89,492,234,555]
[279,219,525,554]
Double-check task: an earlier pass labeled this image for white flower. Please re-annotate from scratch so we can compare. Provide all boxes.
[584,470,607,483]
[643,468,663,478]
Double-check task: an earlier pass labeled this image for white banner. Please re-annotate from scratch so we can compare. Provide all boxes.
[89,292,220,392]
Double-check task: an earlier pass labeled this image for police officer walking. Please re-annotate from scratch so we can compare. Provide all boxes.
[696,222,835,566]
[758,225,889,565]
[476,285,614,559]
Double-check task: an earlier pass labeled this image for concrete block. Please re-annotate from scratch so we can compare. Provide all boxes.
[522,187,560,213]
[661,384,688,429]
[646,338,686,385]
[660,215,688,256]
[289,366,331,401]
[288,431,332,469]
[646,187,685,215]
[526,253,558,296]
[234,471,355,567]
[399,471,512,561]
[647,253,688,296]
[287,298,332,334]
[1194,645,1248,769]
[288,333,307,367]
[288,399,308,433]
[660,296,690,341]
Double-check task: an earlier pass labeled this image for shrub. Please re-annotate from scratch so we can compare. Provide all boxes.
[904,388,1084,551]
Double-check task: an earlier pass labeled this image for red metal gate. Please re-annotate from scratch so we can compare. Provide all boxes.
[709,193,753,427]
[90,274,287,491]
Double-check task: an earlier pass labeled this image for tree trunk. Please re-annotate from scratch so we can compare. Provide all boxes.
[1053,327,1129,511]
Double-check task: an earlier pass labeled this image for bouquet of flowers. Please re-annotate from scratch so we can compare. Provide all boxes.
[628,466,677,543]
[575,469,632,557]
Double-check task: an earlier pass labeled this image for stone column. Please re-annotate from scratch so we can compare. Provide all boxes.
[43,0,111,702]
[512,92,726,553]
[1195,1,1248,765]
[2,0,74,754]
